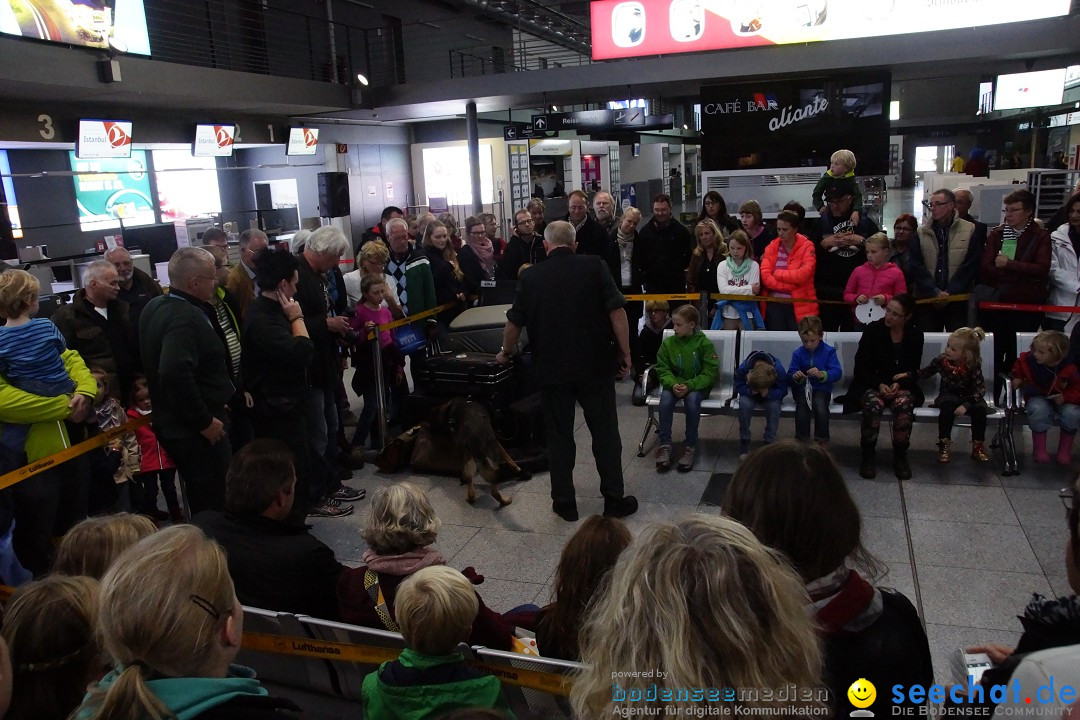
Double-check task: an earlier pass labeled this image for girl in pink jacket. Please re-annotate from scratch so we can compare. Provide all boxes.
[844,233,907,326]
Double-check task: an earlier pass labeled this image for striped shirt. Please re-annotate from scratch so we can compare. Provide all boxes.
[0,318,71,390]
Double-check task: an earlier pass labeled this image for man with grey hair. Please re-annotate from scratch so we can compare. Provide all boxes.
[499,220,637,522]
[953,188,988,239]
[225,228,268,320]
[140,246,235,514]
[593,191,617,233]
[105,246,161,326]
[296,226,364,516]
[52,258,139,403]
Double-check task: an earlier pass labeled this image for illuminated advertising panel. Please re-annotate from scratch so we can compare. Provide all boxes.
[76,119,132,159]
[591,0,1071,61]
[69,150,155,231]
[0,0,151,55]
[286,127,319,156]
[193,124,235,157]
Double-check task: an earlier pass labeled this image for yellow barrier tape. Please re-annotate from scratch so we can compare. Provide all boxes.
[0,415,152,492]
[241,632,573,697]
[362,300,460,341]
[0,585,12,602]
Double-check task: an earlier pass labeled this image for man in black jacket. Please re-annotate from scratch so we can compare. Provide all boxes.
[566,190,609,257]
[194,439,345,620]
[815,183,877,332]
[140,247,234,514]
[497,209,546,280]
[637,194,693,296]
[499,220,637,522]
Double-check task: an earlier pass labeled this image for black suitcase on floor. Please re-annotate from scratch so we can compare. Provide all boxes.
[412,352,515,409]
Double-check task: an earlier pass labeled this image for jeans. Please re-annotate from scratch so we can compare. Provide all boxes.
[1026,396,1080,433]
[658,389,705,447]
[794,387,831,441]
[541,379,625,508]
[352,381,385,449]
[738,396,781,443]
[306,386,341,495]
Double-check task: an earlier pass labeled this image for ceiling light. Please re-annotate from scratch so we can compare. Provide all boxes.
[356,73,369,86]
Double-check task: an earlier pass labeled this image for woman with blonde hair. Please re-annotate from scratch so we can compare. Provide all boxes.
[74,525,301,720]
[336,482,517,650]
[344,240,403,317]
[686,219,729,320]
[3,575,103,720]
[421,220,466,328]
[572,514,824,717]
[52,512,157,579]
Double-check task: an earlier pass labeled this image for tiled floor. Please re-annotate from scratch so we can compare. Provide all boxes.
[312,376,1076,685]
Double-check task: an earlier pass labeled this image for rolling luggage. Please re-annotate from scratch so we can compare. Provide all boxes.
[412,351,515,408]
[444,304,527,354]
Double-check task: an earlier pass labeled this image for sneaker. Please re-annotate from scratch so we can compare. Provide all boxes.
[676,446,695,472]
[603,495,638,519]
[308,498,354,518]
[656,445,672,472]
[330,484,366,502]
[738,441,750,461]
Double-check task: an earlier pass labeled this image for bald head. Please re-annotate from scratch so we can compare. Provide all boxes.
[168,247,216,302]
[953,189,974,218]
[543,220,576,249]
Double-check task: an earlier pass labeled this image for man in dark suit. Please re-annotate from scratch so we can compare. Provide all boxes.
[498,220,637,522]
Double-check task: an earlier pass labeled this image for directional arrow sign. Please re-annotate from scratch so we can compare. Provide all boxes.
[614,109,646,126]
[532,115,548,130]
[503,126,518,140]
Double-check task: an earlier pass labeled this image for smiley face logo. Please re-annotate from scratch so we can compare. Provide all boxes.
[847,678,876,709]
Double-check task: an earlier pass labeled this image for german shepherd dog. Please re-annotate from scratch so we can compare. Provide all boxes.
[435,398,528,506]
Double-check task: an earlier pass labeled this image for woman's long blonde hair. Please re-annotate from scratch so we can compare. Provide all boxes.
[422,220,464,282]
[75,525,237,720]
[571,514,823,717]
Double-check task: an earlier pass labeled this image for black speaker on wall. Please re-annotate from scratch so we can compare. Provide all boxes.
[318,172,350,217]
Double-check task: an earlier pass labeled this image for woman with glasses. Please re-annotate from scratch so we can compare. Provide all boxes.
[695,191,739,235]
[842,294,924,480]
[458,216,497,303]
[74,526,302,720]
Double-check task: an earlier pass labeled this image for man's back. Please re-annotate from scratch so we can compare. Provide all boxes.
[511,248,622,384]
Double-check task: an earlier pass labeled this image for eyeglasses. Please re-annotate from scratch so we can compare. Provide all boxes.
[1060,487,1076,511]
[516,218,534,225]
[469,230,487,236]
[927,201,952,208]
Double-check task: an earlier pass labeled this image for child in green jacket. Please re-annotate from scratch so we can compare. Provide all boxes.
[655,305,719,473]
[362,566,515,720]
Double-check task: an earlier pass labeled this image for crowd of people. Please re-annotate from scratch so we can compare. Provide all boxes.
[4,439,1078,718]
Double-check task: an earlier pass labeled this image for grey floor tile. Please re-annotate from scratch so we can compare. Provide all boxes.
[624,465,712,505]
[452,529,567,584]
[472,577,545,614]
[1006,486,1070,530]
[534,582,555,607]
[908,519,1039,573]
[1022,524,1070,578]
[1047,575,1073,598]
[481,490,588,537]
[432,524,482,563]
[862,515,911,564]
[423,483,518,526]
[918,565,1050,631]
[846,478,903,518]
[925,623,1023,686]
[903,485,1019,524]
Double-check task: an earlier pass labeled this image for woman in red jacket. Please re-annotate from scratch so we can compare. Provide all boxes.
[760,209,818,330]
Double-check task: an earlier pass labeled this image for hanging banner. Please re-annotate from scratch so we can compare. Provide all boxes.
[591,0,1071,61]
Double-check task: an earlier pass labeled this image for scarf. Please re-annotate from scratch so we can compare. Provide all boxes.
[617,227,634,266]
[466,235,495,276]
[725,255,752,280]
[808,567,882,634]
[363,546,446,577]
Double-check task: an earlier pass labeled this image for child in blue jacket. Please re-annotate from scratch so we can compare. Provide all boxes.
[788,315,843,446]
[735,350,787,458]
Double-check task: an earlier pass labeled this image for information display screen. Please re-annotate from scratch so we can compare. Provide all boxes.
[0,0,151,55]
[69,150,156,231]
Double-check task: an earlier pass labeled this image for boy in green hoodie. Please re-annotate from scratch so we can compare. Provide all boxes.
[655,305,719,473]
[362,566,515,720]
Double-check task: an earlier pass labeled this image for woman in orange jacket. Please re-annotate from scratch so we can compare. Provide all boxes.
[760,209,818,330]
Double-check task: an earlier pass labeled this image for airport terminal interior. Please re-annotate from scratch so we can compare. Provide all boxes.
[2,0,1080,707]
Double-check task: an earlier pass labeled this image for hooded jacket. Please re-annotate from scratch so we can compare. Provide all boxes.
[1047,223,1080,331]
[734,350,787,402]
[1012,351,1080,404]
[0,349,96,460]
[655,330,719,393]
[843,262,907,307]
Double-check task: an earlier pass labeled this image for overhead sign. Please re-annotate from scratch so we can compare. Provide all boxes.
[286,127,319,156]
[530,111,673,132]
[77,119,133,159]
[193,124,235,157]
[590,0,1071,60]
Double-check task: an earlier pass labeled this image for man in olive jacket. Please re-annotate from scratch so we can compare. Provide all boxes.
[140,247,235,514]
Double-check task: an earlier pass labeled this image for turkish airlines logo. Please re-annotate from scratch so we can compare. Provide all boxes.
[215,125,234,149]
[104,122,131,148]
[304,128,318,147]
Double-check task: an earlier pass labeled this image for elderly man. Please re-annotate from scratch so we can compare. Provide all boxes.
[193,439,345,619]
[953,188,989,239]
[296,226,364,513]
[637,193,694,297]
[385,217,436,316]
[499,220,637,522]
[498,208,547,280]
[980,189,1051,389]
[908,189,984,332]
[565,189,608,257]
[140,247,235,514]
[593,191,617,233]
[52,259,139,403]
[105,247,161,327]
[815,183,878,332]
[224,228,267,320]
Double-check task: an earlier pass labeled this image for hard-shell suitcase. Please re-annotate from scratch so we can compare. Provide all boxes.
[413,351,515,404]
[444,304,527,354]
